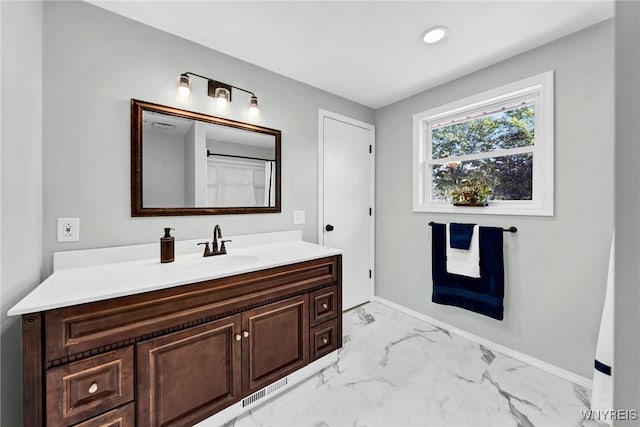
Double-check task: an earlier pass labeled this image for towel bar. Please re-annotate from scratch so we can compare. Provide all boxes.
[428,222,517,233]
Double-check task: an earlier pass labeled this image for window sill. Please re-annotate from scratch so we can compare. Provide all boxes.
[413,201,553,216]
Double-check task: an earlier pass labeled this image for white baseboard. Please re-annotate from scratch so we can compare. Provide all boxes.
[373,296,593,389]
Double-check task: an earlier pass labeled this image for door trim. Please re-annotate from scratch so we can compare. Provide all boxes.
[317,109,375,303]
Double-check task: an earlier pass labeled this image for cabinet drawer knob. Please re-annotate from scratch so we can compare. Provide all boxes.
[235,333,242,341]
[88,382,98,394]
[321,303,328,310]
[321,337,329,345]
[243,331,249,338]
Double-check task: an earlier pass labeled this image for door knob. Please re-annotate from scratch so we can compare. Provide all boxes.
[325,224,334,232]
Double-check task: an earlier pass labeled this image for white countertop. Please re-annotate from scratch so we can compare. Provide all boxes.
[8,231,341,316]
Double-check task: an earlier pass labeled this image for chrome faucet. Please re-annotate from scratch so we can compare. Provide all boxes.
[198,224,231,257]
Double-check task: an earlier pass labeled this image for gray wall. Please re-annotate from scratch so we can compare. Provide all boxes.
[41,1,374,275]
[1,1,43,425]
[142,129,186,207]
[614,2,640,423]
[374,21,614,379]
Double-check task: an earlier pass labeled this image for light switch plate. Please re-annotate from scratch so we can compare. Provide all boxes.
[58,218,80,242]
[293,210,305,225]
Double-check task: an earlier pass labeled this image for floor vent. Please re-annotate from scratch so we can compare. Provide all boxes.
[242,377,288,407]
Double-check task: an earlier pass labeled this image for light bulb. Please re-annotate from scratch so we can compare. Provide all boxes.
[248,96,260,120]
[214,87,230,113]
[177,74,191,101]
[216,97,228,111]
[178,85,190,97]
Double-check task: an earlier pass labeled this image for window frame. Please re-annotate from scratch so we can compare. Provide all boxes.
[412,71,554,216]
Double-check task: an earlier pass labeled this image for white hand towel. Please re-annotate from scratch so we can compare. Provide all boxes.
[446,224,481,278]
[591,233,614,423]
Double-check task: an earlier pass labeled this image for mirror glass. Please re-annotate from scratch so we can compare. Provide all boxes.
[131,100,281,216]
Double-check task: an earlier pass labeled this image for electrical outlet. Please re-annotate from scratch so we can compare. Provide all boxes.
[293,210,305,225]
[58,218,80,242]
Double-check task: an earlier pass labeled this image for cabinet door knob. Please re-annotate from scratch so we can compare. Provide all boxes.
[88,382,98,394]
[235,333,242,341]
[243,331,249,338]
[321,303,328,310]
[321,337,329,345]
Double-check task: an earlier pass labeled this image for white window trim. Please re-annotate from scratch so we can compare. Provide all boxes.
[412,71,554,216]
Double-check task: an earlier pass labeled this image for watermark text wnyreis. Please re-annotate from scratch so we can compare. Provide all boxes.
[581,409,638,422]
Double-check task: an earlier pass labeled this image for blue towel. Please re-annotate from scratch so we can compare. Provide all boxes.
[449,223,476,250]
[431,223,504,320]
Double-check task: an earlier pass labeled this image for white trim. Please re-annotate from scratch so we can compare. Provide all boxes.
[412,71,554,216]
[374,296,592,389]
[318,109,376,302]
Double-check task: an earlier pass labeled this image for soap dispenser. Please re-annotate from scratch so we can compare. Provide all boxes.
[160,228,175,263]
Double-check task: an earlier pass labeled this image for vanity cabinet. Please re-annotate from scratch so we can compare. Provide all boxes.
[21,255,342,427]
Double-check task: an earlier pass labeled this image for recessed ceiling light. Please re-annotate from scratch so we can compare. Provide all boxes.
[422,26,448,44]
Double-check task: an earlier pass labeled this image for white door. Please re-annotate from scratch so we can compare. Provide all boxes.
[319,110,374,311]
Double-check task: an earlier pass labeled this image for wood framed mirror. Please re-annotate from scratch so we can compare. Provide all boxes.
[131,99,281,216]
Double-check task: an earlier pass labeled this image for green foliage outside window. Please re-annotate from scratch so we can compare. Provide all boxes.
[431,105,535,201]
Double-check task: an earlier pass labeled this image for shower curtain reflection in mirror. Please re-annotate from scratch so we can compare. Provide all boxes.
[206,156,276,207]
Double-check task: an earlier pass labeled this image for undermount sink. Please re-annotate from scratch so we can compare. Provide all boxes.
[182,254,259,272]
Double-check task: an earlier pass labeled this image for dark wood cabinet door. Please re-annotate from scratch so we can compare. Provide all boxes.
[136,315,241,427]
[242,295,309,395]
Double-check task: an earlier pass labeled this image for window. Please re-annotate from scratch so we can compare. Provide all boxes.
[413,71,554,216]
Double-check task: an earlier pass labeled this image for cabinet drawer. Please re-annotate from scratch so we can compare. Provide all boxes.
[46,347,134,426]
[72,402,135,427]
[310,319,338,361]
[309,285,338,327]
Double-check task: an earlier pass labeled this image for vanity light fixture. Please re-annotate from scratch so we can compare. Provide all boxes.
[177,72,260,117]
[422,26,448,44]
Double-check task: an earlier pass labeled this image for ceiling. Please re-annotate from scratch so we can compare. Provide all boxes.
[88,1,614,109]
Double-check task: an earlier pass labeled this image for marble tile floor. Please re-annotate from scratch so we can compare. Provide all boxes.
[224,301,604,427]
